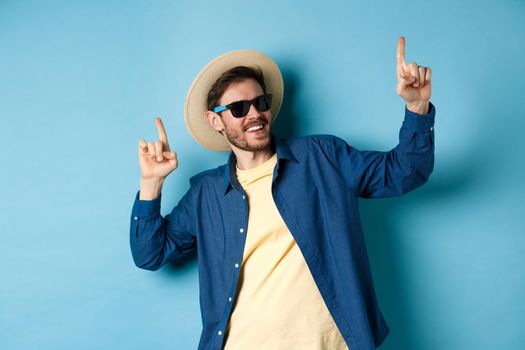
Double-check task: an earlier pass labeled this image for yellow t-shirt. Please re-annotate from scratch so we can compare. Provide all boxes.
[223,153,349,350]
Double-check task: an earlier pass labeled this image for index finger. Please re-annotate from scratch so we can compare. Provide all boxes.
[155,117,170,151]
[397,36,406,67]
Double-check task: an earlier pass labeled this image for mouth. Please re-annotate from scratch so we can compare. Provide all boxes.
[244,123,266,134]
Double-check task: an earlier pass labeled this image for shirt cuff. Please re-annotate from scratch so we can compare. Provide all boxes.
[402,101,436,132]
[131,190,162,219]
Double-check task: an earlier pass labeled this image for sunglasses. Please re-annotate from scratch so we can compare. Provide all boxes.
[213,93,273,118]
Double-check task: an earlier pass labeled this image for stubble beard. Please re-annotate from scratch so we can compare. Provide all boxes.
[223,123,271,152]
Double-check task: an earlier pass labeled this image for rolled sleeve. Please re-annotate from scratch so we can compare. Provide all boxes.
[402,102,436,132]
[131,191,161,220]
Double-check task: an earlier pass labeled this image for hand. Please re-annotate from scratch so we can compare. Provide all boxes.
[396,36,432,113]
[138,117,178,181]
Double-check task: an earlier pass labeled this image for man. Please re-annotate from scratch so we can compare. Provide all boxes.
[130,36,435,350]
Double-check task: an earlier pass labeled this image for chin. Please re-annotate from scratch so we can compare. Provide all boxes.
[225,124,272,152]
[231,137,270,152]
[250,139,270,150]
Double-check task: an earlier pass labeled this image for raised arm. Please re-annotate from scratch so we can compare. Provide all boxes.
[329,36,435,198]
[130,117,196,271]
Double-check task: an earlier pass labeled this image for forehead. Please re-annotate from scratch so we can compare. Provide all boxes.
[220,78,264,105]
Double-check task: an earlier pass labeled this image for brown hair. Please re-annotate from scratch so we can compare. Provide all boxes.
[207,66,267,111]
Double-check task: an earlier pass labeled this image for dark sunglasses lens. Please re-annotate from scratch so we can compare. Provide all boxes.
[228,94,272,118]
[229,101,250,118]
[255,94,272,112]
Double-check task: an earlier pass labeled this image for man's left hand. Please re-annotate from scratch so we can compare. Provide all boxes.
[396,36,431,115]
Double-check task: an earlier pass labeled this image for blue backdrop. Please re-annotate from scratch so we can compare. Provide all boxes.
[1,0,524,349]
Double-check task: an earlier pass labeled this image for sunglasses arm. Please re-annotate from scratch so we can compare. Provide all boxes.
[213,105,228,113]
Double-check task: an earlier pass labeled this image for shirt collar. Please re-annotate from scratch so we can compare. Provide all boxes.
[222,134,298,195]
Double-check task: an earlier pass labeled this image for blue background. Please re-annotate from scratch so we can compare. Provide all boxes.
[1,0,524,349]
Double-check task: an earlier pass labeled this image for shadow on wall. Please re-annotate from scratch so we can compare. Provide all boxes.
[358,159,477,350]
[271,67,301,139]
[358,95,519,349]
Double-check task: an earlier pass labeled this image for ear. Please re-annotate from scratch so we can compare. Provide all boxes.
[206,111,225,132]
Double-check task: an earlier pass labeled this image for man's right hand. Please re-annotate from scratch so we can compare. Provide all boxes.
[138,117,178,199]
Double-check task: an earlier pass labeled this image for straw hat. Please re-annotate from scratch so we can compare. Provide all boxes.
[184,49,284,152]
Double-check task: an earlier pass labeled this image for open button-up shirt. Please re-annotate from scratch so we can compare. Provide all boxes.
[129,103,436,350]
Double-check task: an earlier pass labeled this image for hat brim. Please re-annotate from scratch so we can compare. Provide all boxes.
[184,50,284,152]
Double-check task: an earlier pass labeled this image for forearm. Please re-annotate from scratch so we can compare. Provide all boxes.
[406,100,430,115]
[130,185,197,271]
[139,177,165,200]
[395,102,436,189]
[356,102,436,198]
[130,191,165,270]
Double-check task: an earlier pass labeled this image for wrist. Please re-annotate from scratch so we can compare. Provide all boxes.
[140,176,165,185]
[406,100,430,115]
[139,177,164,200]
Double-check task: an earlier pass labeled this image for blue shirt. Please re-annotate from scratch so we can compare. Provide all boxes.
[129,103,436,350]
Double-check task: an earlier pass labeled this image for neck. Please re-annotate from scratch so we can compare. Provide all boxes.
[232,141,275,170]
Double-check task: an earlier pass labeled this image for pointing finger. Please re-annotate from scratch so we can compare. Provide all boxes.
[397,36,406,69]
[155,117,171,151]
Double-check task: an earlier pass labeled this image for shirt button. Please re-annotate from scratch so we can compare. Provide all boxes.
[240,228,244,233]
[430,126,434,131]
[229,297,232,302]
[218,330,223,336]
[242,195,246,200]
[133,216,138,220]
[235,263,239,268]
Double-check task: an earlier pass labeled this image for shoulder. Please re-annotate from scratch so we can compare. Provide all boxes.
[188,164,226,191]
[277,134,349,154]
[189,165,224,183]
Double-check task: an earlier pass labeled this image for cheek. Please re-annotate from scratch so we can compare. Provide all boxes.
[223,118,243,132]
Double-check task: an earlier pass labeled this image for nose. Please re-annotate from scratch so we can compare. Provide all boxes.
[244,104,266,128]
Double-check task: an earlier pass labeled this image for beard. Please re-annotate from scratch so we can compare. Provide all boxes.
[222,118,271,152]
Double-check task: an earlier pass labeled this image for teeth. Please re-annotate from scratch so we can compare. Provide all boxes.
[247,124,263,132]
